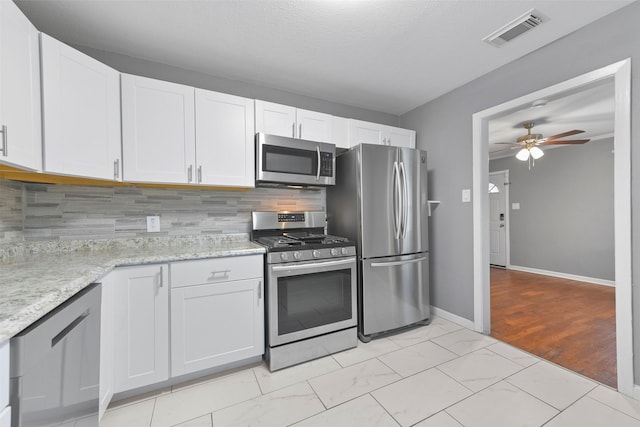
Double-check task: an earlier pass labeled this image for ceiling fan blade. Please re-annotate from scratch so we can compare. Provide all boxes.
[544,139,590,145]
[491,147,519,154]
[494,142,518,145]
[544,129,585,141]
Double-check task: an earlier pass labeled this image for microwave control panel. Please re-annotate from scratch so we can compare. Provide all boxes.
[320,152,333,177]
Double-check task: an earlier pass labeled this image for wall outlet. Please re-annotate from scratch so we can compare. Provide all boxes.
[146,216,160,232]
[462,189,471,203]
[512,203,521,210]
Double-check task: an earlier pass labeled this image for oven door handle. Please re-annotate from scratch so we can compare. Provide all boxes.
[370,256,427,268]
[271,257,355,271]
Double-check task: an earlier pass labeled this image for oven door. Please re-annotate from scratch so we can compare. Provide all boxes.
[256,133,335,186]
[267,257,356,346]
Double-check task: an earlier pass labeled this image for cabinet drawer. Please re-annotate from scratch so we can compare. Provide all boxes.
[170,255,263,288]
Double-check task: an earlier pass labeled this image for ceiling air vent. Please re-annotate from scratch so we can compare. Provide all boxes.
[483,9,543,47]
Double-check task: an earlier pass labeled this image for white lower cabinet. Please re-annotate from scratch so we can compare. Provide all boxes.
[111,264,169,393]
[99,272,115,420]
[170,255,264,377]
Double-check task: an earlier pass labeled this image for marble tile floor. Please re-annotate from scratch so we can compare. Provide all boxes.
[100,316,640,427]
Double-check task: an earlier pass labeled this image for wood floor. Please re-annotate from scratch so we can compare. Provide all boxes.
[490,267,617,388]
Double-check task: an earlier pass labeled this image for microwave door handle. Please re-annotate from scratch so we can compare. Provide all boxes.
[316,146,321,181]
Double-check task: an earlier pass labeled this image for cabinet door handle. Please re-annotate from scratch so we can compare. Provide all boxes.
[292,122,296,138]
[0,125,7,157]
[158,266,164,288]
[197,165,202,183]
[257,281,262,306]
[114,159,120,180]
[188,165,193,183]
[299,123,302,139]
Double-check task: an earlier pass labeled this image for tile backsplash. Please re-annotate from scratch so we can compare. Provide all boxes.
[0,179,325,243]
[0,179,24,244]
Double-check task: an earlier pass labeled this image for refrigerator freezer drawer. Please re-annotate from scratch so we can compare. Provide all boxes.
[361,253,430,336]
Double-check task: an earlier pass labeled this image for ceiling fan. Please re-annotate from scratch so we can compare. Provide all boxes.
[495,122,590,168]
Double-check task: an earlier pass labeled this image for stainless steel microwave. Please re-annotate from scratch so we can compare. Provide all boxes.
[256,133,336,187]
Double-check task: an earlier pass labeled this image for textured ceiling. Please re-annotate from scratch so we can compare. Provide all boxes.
[15,0,633,116]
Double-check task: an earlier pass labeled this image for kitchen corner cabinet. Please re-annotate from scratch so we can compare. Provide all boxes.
[255,100,332,143]
[195,89,255,187]
[0,0,42,171]
[112,264,169,393]
[40,33,121,180]
[170,255,264,377]
[350,119,416,149]
[121,74,196,184]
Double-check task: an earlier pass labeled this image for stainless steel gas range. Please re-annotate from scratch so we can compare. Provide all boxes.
[252,211,357,371]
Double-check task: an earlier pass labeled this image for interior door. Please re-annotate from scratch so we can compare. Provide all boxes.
[489,170,508,266]
[359,144,401,258]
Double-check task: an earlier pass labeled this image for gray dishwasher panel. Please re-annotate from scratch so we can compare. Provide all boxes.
[10,283,101,427]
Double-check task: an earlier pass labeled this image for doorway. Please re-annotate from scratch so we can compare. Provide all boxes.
[489,170,509,268]
[471,60,632,394]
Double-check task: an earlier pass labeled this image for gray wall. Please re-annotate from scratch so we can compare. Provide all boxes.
[400,2,640,383]
[0,180,324,243]
[490,138,614,281]
[74,46,399,127]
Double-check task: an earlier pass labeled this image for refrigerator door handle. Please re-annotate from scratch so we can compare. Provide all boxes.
[392,161,401,239]
[399,161,408,239]
[371,256,427,268]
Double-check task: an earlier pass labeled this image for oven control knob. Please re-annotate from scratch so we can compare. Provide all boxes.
[340,247,349,256]
[293,251,302,260]
[280,252,289,262]
[330,248,339,256]
[312,250,320,258]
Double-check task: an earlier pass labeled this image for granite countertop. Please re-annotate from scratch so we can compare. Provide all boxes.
[0,234,265,342]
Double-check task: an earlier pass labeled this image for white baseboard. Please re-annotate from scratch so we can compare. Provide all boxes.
[631,384,640,400]
[431,306,475,330]
[508,265,615,287]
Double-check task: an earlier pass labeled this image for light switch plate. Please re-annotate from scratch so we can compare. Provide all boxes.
[146,216,160,232]
[512,203,520,210]
[462,189,471,203]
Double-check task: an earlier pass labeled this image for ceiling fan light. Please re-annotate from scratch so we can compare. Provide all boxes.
[516,148,530,161]
[530,146,544,159]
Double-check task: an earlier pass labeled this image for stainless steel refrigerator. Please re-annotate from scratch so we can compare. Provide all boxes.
[327,143,429,341]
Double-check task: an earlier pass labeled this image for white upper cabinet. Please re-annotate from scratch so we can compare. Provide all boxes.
[350,119,385,146]
[387,126,416,148]
[296,108,332,143]
[331,116,350,149]
[349,119,415,149]
[254,100,296,138]
[0,0,42,171]
[195,89,255,187]
[121,74,196,184]
[255,100,332,143]
[41,34,121,180]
